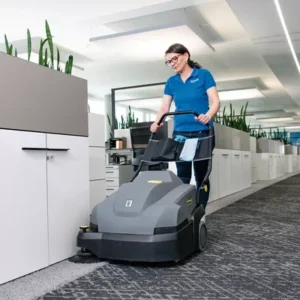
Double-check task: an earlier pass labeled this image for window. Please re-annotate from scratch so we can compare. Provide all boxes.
[116,105,127,125]
[132,109,144,123]
[88,99,105,115]
[145,113,156,121]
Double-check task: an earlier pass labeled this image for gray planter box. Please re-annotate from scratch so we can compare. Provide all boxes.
[284,144,297,155]
[214,123,249,151]
[257,138,272,153]
[257,138,285,154]
[0,52,88,136]
[214,123,232,150]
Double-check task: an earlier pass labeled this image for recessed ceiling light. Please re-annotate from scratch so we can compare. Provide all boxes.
[274,0,300,73]
[218,88,264,101]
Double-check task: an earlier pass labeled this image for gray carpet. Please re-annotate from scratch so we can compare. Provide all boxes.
[39,174,300,300]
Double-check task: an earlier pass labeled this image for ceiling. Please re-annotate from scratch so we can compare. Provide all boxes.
[1,0,300,131]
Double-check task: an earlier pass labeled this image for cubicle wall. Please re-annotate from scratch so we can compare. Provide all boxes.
[0,53,89,285]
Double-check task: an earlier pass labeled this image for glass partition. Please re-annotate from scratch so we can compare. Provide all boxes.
[112,82,177,129]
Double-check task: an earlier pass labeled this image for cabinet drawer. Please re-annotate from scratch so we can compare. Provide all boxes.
[106,186,119,196]
[105,178,119,187]
[105,169,119,178]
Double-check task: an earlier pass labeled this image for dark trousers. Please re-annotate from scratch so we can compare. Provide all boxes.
[173,130,215,209]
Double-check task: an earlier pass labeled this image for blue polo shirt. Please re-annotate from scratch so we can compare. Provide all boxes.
[164,67,216,132]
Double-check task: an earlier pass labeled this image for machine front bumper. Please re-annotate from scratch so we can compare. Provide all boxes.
[77,221,195,262]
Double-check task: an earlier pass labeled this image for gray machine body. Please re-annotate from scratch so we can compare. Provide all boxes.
[90,170,197,235]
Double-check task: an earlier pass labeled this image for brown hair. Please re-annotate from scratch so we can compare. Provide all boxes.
[165,43,202,69]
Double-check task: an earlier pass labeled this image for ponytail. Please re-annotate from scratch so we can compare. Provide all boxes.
[187,59,202,69]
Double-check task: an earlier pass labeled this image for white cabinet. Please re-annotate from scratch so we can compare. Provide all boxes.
[0,130,89,284]
[88,113,106,213]
[0,130,49,284]
[285,155,296,173]
[89,147,105,180]
[256,153,286,180]
[88,113,105,147]
[231,150,242,194]
[209,150,219,202]
[105,165,134,196]
[90,180,106,207]
[47,134,89,265]
[269,155,276,180]
[168,149,252,203]
[218,149,232,198]
[241,152,251,189]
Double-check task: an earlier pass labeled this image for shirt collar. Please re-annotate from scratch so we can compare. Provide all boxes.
[175,67,199,81]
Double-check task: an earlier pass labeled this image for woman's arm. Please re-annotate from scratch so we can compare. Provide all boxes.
[155,95,172,123]
[150,95,172,132]
[196,86,220,124]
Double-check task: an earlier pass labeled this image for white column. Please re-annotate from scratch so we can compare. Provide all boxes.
[104,94,112,141]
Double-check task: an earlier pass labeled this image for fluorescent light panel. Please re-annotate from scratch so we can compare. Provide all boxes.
[285,126,300,129]
[274,0,300,73]
[89,25,211,60]
[218,88,264,101]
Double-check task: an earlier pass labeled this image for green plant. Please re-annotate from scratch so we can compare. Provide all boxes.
[107,114,118,138]
[57,48,62,72]
[27,29,31,61]
[45,20,54,69]
[214,102,250,132]
[65,55,73,74]
[4,34,14,55]
[249,125,268,139]
[125,106,138,128]
[2,20,74,75]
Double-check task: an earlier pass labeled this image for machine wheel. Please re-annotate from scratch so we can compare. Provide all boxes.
[198,222,208,252]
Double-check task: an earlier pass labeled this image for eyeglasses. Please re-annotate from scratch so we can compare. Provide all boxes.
[165,54,182,66]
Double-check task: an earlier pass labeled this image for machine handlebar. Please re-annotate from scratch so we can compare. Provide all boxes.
[152,110,212,138]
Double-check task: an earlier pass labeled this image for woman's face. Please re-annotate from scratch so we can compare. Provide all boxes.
[165,52,188,73]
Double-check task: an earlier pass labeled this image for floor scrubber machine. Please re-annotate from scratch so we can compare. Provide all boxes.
[76,110,214,263]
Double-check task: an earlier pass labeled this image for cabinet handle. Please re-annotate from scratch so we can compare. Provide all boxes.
[222,154,229,157]
[235,154,240,157]
[106,171,114,173]
[106,180,114,182]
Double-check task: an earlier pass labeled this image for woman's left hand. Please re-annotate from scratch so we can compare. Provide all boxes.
[195,113,211,124]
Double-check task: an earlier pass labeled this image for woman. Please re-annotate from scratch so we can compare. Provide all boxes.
[150,43,220,209]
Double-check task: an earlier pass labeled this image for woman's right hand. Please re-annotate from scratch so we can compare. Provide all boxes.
[150,122,163,133]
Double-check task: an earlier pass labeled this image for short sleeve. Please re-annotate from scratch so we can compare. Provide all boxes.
[204,70,216,91]
[164,78,173,96]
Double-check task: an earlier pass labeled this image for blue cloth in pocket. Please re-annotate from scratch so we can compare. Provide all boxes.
[179,138,199,161]
[173,135,187,143]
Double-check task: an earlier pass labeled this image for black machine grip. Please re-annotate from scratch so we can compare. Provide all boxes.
[156,110,200,125]
[151,110,213,139]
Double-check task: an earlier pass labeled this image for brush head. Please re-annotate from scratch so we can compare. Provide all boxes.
[68,249,103,264]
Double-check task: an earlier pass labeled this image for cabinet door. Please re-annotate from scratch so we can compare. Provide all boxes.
[0,130,48,284]
[241,152,251,189]
[231,150,242,193]
[90,180,106,213]
[89,147,105,180]
[209,150,219,202]
[46,134,89,265]
[218,150,232,198]
[88,113,105,147]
